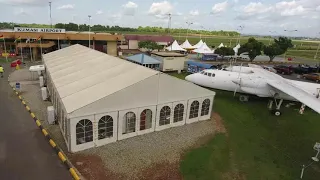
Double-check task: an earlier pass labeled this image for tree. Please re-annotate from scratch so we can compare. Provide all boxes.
[138,40,160,52]
[274,37,293,52]
[215,47,235,58]
[237,37,264,61]
[263,43,285,62]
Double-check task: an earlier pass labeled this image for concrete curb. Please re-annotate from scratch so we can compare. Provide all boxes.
[12,87,81,180]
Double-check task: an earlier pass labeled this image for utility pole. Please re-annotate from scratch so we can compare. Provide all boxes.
[315,32,320,72]
[167,13,172,34]
[186,21,193,39]
[88,15,91,48]
[49,2,52,28]
[237,26,244,45]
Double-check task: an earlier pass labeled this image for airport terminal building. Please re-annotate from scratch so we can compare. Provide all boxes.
[0,27,123,60]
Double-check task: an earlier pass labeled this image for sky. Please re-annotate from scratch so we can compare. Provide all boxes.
[0,0,319,37]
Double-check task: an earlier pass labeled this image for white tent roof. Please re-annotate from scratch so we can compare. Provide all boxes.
[180,39,194,49]
[192,42,214,54]
[192,39,204,49]
[218,43,224,48]
[166,40,186,51]
[44,44,159,114]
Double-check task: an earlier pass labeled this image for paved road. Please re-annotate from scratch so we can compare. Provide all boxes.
[0,64,71,180]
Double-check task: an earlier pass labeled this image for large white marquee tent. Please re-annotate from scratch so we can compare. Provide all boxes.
[192,42,214,54]
[43,44,215,152]
[166,40,186,51]
[192,39,204,49]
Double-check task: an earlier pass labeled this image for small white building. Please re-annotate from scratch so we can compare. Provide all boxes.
[43,44,215,153]
[151,52,187,73]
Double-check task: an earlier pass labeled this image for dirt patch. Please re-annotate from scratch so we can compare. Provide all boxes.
[213,112,227,134]
[69,154,126,180]
[138,162,182,180]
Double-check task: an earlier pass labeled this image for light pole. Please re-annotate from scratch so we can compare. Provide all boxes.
[315,32,320,72]
[49,2,52,28]
[186,21,193,39]
[236,25,244,45]
[300,142,320,179]
[88,15,91,48]
[269,31,277,45]
[283,29,298,61]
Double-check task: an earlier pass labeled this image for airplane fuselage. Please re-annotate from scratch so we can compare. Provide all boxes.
[185,69,320,101]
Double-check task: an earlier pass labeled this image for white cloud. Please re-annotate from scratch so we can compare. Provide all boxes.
[189,10,199,16]
[212,1,228,14]
[96,10,103,15]
[0,0,52,6]
[275,1,305,16]
[316,5,320,11]
[14,8,29,16]
[242,2,273,15]
[148,1,173,15]
[57,4,74,10]
[122,1,138,16]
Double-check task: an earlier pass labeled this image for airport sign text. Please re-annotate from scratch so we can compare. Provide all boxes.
[14,27,66,33]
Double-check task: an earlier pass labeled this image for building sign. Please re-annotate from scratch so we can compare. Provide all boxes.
[14,27,66,33]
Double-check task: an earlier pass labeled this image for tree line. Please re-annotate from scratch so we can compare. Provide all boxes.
[0,22,239,36]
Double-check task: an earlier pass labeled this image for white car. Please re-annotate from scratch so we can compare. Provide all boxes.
[262,66,277,73]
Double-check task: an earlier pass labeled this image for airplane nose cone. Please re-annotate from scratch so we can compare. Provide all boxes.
[185,74,193,82]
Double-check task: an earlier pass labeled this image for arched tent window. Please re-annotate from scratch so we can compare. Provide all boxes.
[189,101,200,119]
[201,99,210,116]
[123,112,136,134]
[174,104,184,123]
[98,115,113,140]
[76,119,93,145]
[140,109,152,130]
[159,106,171,126]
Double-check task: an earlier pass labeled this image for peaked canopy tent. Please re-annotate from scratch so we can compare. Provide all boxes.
[43,44,215,152]
[192,43,214,54]
[126,53,160,70]
[166,40,186,52]
[233,44,241,56]
[192,39,204,49]
[218,43,224,48]
[180,39,194,49]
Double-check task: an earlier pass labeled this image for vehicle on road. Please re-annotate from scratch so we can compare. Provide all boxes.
[302,73,320,83]
[273,65,293,75]
[262,66,277,73]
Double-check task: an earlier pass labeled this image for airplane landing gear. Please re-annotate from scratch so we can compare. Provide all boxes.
[239,95,249,102]
[268,98,284,116]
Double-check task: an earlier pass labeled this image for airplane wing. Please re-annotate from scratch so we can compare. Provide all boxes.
[251,67,320,114]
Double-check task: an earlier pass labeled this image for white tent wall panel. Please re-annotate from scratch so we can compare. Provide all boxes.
[199,96,214,121]
[155,103,173,131]
[94,111,118,146]
[171,100,187,127]
[118,108,139,141]
[70,115,95,153]
[186,98,202,124]
[70,75,159,118]
[137,106,157,135]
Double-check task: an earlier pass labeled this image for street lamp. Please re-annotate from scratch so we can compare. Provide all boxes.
[283,29,298,61]
[88,15,91,48]
[269,31,277,45]
[186,21,193,39]
[49,2,52,28]
[315,32,320,72]
[300,142,320,179]
[237,25,244,44]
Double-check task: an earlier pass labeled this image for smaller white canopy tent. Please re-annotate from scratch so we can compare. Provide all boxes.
[218,43,224,48]
[166,40,186,51]
[192,39,204,49]
[233,44,241,56]
[192,42,214,54]
[180,39,194,49]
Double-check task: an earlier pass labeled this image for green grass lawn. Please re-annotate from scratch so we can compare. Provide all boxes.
[169,73,320,180]
[286,50,320,61]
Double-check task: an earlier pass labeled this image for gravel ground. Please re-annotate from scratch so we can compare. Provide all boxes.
[8,64,216,179]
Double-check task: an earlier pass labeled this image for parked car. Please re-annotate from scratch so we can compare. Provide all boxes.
[302,73,320,83]
[262,66,277,73]
[273,65,294,75]
[292,65,310,74]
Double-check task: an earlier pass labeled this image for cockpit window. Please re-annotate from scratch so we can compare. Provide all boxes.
[211,73,215,77]
[207,73,212,77]
[204,72,208,76]
[200,71,205,74]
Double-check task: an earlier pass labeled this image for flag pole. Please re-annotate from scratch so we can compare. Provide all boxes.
[20,39,24,63]
[3,37,8,62]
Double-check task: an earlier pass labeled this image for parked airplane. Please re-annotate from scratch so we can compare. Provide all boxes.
[185,64,320,116]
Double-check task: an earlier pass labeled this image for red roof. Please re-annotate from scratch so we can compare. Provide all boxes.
[124,35,174,43]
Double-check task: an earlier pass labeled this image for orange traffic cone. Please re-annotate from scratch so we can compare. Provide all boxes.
[16,64,20,70]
